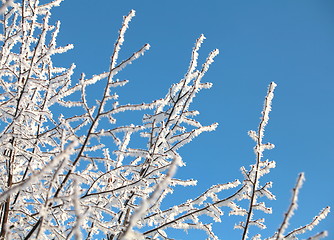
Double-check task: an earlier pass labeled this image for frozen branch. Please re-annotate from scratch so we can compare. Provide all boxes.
[241,82,277,240]
[0,1,329,239]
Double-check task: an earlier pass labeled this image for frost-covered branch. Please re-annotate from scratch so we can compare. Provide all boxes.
[283,206,330,239]
[275,173,305,239]
[239,82,277,240]
[0,1,329,239]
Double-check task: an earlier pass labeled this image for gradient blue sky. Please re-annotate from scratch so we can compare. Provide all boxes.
[51,1,333,239]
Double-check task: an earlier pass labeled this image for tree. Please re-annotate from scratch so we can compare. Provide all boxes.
[0,0,330,239]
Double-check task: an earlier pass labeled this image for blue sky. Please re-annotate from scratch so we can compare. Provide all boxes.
[51,0,333,239]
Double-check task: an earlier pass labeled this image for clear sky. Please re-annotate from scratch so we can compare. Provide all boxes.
[51,0,334,239]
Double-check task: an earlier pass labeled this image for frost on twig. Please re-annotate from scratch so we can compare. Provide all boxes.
[275,173,305,239]
[272,173,330,240]
[0,1,226,238]
[0,1,329,239]
[232,83,278,240]
[117,34,223,239]
[233,83,330,240]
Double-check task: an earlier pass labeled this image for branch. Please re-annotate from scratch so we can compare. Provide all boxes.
[275,173,305,239]
[242,82,277,240]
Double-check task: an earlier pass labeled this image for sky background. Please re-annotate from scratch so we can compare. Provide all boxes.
[50,0,333,239]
